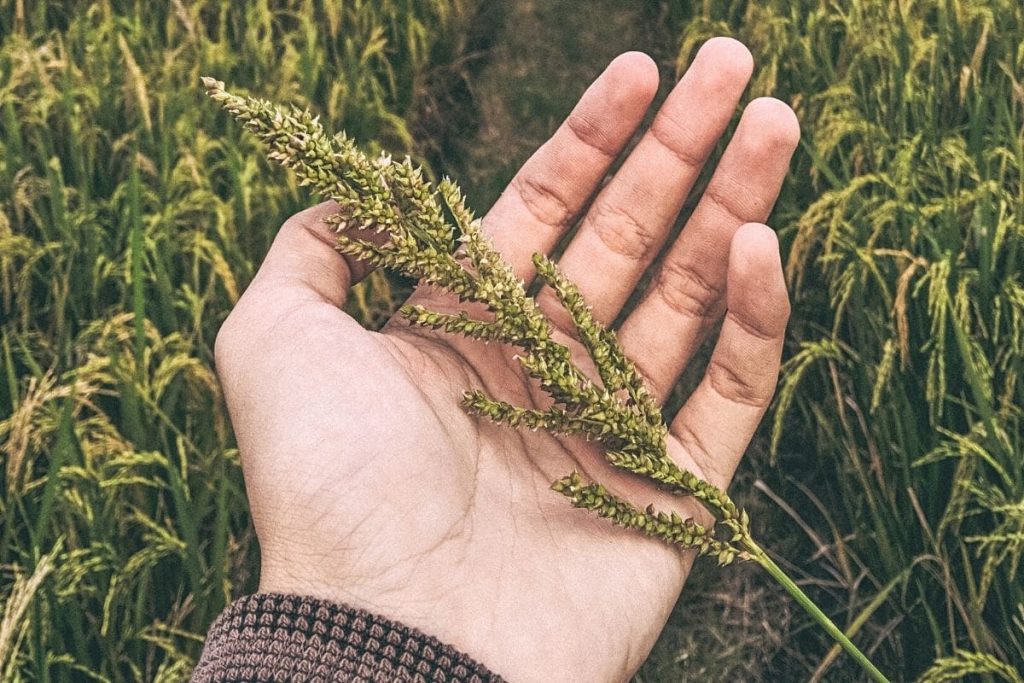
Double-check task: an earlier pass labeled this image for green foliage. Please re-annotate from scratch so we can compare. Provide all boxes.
[0,0,479,679]
[5,0,1021,678]
[664,0,1024,679]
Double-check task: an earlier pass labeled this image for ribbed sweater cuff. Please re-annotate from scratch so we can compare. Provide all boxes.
[191,593,504,682]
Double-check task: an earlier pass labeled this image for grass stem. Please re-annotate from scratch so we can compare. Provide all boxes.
[748,540,890,683]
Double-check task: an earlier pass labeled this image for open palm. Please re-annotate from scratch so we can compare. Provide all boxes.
[214,40,799,682]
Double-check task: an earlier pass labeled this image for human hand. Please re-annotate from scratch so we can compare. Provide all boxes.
[214,38,799,682]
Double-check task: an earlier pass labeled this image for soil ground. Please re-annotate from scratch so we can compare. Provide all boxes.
[448,1,672,211]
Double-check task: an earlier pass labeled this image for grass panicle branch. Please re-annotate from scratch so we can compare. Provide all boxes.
[205,79,889,683]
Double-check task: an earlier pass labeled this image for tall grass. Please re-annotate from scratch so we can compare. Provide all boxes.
[0,1,478,679]
[661,0,1023,679]
[6,0,1021,679]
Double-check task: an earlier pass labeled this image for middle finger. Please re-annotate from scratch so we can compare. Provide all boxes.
[538,37,752,330]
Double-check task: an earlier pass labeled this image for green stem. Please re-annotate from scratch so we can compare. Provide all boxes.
[747,540,890,683]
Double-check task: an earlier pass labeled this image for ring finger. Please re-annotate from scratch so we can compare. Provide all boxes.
[536,37,753,333]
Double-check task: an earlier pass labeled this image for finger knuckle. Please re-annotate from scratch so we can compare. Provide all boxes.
[727,308,785,343]
[672,420,725,485]
[281,206,337,247]
[702,182,754,226]
[588,201,658,262]
[566,111,619,158]
[512,173,574,229]
[779,293,792,323]
[654,260,724,320]
[649,114,707,170]
[707,357,775,407]
[213,311,243,375]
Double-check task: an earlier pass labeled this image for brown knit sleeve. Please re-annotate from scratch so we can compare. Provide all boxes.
[191,593,504,682]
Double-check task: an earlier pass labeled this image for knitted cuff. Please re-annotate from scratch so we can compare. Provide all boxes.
[191,593,504,682]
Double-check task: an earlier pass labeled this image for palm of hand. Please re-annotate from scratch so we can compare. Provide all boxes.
[215,41,799,682]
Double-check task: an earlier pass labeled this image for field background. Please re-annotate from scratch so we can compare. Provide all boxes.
[1,1,1022,681]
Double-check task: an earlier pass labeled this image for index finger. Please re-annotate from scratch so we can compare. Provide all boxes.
[481,51,660,280]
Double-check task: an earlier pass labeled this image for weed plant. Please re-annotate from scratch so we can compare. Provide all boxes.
[659,1,1024,680]
[0,1,478,679]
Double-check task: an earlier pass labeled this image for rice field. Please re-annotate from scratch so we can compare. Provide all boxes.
[658,1,1024,680]
[0,0,1022,681]
[0,1,478,679]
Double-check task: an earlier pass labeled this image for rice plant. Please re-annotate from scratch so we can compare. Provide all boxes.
[661,0,1024,679]
[0,1,479,679]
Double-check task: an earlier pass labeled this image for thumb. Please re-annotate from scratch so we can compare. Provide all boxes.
[252,201,382,308]
[212,201,388,449]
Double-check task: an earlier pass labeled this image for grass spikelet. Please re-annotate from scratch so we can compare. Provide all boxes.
[919,650,1024,683]
[0,541,61,678]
